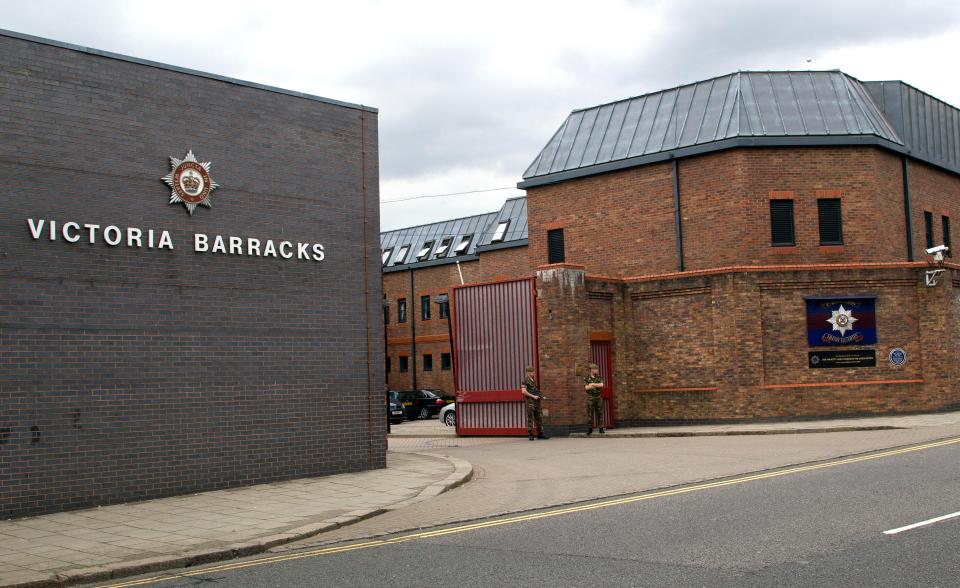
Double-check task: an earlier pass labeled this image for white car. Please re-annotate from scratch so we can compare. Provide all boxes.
[439,402,456,427]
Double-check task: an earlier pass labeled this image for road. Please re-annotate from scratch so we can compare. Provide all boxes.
[92,436,960,587]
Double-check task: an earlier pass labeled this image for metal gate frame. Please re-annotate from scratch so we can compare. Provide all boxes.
[451,278,538,436]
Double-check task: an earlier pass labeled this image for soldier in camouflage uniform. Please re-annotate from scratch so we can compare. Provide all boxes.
[520,366,549,440]
[584,363,604,435]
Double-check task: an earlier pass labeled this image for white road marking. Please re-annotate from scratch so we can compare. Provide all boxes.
[884,511,960,535]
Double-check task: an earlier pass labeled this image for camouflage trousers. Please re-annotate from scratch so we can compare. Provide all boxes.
[586,395,604,428]
[525,398,543,435]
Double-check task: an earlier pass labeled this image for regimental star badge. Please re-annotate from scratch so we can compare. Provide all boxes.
[826,305,858,336]
[161,149,219,215]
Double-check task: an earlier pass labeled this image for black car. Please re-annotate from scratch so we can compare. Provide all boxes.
[387,398,405,424]
[393,389,455,420]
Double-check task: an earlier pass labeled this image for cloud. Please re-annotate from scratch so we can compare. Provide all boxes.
[3,0,960,233]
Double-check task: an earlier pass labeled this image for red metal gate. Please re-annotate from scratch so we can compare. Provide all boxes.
[591,341,616,429]
[452,278,537,436]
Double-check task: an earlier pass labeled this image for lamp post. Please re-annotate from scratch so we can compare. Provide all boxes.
[433,293,456,394]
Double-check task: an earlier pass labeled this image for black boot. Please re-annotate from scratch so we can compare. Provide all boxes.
[537,432,549,440]
[586,428,593,436]
[599,427,605,434]
[528,434,535,440]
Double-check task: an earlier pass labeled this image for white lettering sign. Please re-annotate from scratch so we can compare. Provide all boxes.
[27,219,325,262]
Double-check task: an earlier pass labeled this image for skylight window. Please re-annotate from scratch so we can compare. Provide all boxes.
[491,221,509,242]
[417,241,434,261]
[381,248,392,266]
[392,245,410,265]
[454,235,472,255]
[435,237,453,257]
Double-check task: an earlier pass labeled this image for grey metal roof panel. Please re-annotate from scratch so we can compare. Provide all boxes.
[381,197,529,269]
[523,70,909,181]
[475,196,528,247]
[865,81,960,173]
[379,211,496,267]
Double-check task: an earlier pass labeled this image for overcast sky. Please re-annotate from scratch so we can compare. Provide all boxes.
[4,1,960,231]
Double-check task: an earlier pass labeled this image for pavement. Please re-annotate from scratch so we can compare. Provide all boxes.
[0,451,471,588]
[4,410,960,588]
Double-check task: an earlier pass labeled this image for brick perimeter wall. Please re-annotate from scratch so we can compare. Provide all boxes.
[0,35,384,518]
[535,266,960,427]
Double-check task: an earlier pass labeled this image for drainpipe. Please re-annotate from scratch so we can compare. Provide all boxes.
[673,159,684,272]
[409,268,417,390]
[902,157,914,261]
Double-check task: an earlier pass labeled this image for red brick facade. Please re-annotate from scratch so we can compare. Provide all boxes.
[527,147,960,278]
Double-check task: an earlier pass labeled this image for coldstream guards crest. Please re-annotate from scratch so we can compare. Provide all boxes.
[161,149,219,215]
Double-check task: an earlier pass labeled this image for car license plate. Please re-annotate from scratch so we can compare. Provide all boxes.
[391,410,403,415]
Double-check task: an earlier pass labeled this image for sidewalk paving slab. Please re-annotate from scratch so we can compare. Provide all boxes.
[570,410,960,438]
[0,452,471,588]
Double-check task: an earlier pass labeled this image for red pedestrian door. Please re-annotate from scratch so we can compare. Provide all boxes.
[590,341,615,429]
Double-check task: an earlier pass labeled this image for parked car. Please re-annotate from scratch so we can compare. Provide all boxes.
[440,402,456,427]
[394,389,455,420]
[387,397,405,424]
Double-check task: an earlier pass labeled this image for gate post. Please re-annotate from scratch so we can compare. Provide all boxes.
[535,263,590,436]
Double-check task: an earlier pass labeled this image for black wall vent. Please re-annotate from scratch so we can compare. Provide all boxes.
[770,200,795,246]
[817,199,843,245]
[547,229,565,263]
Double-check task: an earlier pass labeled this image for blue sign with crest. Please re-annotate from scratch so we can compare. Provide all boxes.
[805,296,876,347]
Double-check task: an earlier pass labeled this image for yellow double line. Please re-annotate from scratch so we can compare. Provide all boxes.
[102,436,960,587]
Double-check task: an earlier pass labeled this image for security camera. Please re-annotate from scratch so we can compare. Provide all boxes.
[926,245,949,255]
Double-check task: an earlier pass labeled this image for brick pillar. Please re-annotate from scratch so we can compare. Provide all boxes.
[535,263,590,435]
[917,266,960,408]
[713,272,765,415]
[609,282,631,424]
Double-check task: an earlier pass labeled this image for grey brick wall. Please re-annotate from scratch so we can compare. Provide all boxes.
[0,32,385,518]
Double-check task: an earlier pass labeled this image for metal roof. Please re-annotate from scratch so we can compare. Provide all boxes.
[380,197,528,271]
[865,81,960,173]
[475,197,528,248]
[521,70,930,186]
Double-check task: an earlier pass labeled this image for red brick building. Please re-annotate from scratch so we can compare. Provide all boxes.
[386,71,960,432]
[381,198,531,394]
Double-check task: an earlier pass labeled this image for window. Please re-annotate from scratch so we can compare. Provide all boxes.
[817,199,843,245]
[441,353,451,370]
[547,228,565,263]
[399,356,408,373]
[386,356,391,373]
[423,354,433,372]
[491,220,509,242]
[438,294,449,320]
[435,237,453,257]
[454,235,472,255]
[925,211,934,249]
[392,245,410,265]
[417,241,434,261]
[397,298,407,323]
[421,295,431,320]
[381,248,392,266]
[383,304,389,325]
[770,200,795,246]
[943,216,952,257]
